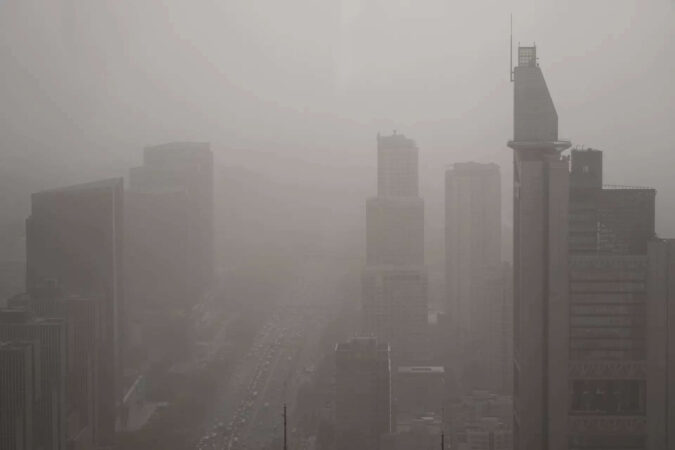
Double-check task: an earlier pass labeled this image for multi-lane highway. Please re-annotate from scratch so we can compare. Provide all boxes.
[195,305,330,450]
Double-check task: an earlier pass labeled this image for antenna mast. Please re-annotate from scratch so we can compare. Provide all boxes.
[510,14,514,82]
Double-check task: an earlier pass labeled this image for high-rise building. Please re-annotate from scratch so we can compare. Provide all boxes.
[0,309,66,450]
[507,46,571,450]
[25,178,123,446]
[363,133,428,364]
[27,287,99,448]
[0,340,39,450]
[129,142,214,298]
[125,142,213,363]
[566,148,675,450]
[445,162,504,392]
[509,48,675,450]
[335,337,391,450]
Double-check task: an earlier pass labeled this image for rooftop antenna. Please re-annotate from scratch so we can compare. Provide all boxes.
[510,14,514,82]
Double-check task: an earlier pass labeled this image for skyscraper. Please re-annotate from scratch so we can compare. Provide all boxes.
[0,340,38,450]
[508,46,571,450]
[363,132,428,364]
[445,162,504,392]
[0,309,66,450]
[335,337,391,450]
[25,178,123,446]
[129,142,214,298]
[566,148,675,450]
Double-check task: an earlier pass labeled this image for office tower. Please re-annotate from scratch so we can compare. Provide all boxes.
[0,309,66,450]
[507,46,571,450]
[566,148,675,450]
[335,337,391,450]
[646,239,675,449]
[0,340,38,450]
[445,162,505,392]
[28,287,99,448]
[128,142,214,298]
[363,132,428,364]
[25,178,123,446]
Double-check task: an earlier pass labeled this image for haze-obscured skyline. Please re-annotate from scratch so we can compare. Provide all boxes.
[0,0,673,248]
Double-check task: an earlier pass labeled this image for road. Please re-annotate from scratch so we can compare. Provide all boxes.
[194,304,331,450]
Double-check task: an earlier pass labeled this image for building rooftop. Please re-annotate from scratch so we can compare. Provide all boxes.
[35,178,123,195]
[398,366,444,374]
[377,132,417,149]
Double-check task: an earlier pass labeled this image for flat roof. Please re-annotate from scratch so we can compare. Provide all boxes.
[397,366,444,374]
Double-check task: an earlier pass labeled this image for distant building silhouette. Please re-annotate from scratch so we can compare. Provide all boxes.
[25,178,123,447]
[445,162,509,393]
[363,133,428,364]
[335,337,391,450]
[129,142,214,296]
[507,46,571,450]
[125,142,213,363]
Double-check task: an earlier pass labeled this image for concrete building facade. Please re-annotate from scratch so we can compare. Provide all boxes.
[0,310,66,450]
[508,46,571,450]
[445,162,506,392]
[0,340,38,450]
[25,178,123,447]
[363,133,428,365]
[335,337,391,450]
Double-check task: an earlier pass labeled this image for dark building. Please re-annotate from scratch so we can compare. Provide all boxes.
[507,46,571,450]
[23,288,100,449]
[569,148,655,256]
[0,340,39,450]
[363,133,428,365]
[25,178,123,447]
[0,309,66,450]
[567,148,672,450]
[335,337,391,450]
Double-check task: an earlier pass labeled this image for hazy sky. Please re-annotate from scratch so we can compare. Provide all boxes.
[0,0,673,237]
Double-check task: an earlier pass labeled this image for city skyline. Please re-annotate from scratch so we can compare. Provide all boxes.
[0,3,673,450]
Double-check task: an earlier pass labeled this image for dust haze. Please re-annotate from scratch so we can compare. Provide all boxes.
[0,2,673,449]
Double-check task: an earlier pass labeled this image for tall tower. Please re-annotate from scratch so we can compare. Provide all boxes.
[508,46,571,450]
[26,178,123,447]
[363,133,427,365]
[130,142,214,297]
[445,162,503,392]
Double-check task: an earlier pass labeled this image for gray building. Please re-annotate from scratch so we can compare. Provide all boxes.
[445,162,506,392]
[507,46,571,450]
[363,133,428,365]
[25,178,123,447]
[567,148,675,450]
[335,337,391,450]
[0,310,66,450]
[509,47,675,450]
[129,142,214,298]
[0,340,39,450]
